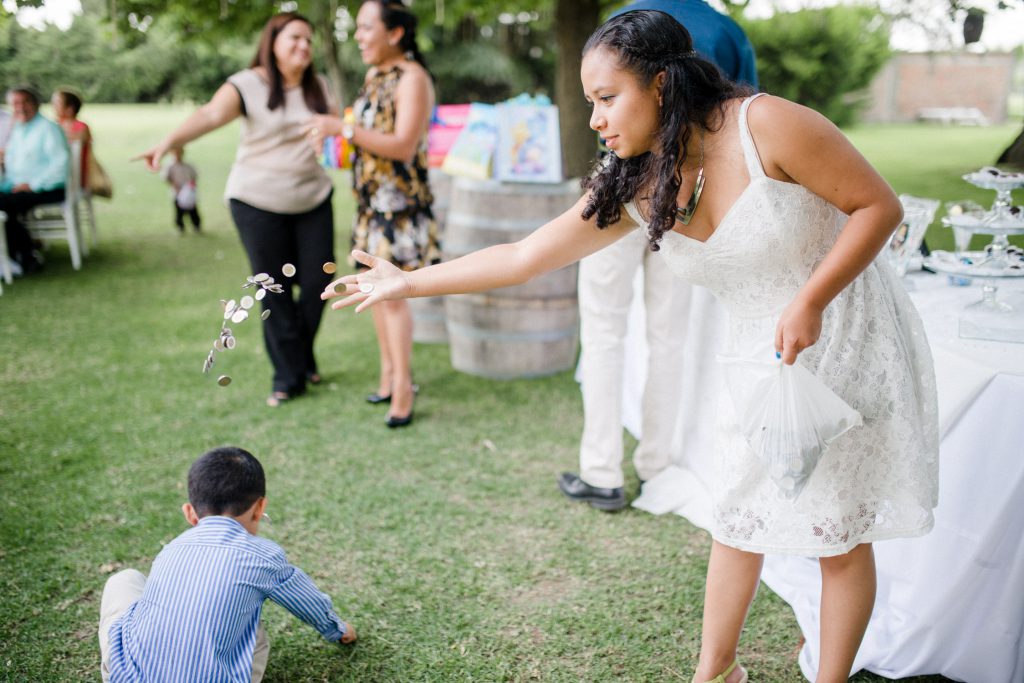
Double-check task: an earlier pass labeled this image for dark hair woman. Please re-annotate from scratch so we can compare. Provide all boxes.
[323,9,939,680]
[306,0,439,428]
[137,12,340,407]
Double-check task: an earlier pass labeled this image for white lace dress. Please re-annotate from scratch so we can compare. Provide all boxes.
[625,94,939,557]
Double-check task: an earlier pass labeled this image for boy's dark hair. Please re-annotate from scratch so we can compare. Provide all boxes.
[188,446,266,517]
[56,89,83,115]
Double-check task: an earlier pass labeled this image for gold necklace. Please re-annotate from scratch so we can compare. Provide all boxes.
[674,132,705,226]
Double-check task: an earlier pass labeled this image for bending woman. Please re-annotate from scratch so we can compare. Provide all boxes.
[307,0,439,428]
[138,13,338,407]
[323,10,938,682]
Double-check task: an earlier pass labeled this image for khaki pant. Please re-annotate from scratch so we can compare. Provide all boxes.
[577,228,691,488]
[98,568,269,682]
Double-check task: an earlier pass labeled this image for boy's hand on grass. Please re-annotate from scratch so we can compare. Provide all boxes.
[340,622,357,644]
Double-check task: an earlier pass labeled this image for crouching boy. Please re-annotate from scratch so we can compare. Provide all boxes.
[98,446,355,682]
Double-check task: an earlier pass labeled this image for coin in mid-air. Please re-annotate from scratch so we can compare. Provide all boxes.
[255,288,266,301]
[231,309,249,324]
[282,263,296,277]
[253,272,270,282]
[217,375,232,386]
[240,295,255,310]
[261,310,271,320]
[322,261,337,275]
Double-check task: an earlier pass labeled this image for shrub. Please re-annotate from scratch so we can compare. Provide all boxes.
[740,5,891,126]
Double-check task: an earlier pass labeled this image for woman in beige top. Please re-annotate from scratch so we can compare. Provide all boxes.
[138,12,339,407]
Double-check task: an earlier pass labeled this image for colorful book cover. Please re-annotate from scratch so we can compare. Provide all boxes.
[441,103,499,180]
[428,103,472,168]
[494,103,562,184]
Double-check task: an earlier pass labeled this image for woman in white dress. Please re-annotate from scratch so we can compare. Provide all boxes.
[323,10,939,683]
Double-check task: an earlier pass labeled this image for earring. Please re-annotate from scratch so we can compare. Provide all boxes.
[404,50,414,61]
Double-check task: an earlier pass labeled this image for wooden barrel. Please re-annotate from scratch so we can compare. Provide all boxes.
[443,177,582,379]
[410,169,452,343]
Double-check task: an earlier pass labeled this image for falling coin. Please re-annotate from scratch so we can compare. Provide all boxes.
[225,336,237,350]
[282,263,296,277]
[322,262,337,275]
[359,283,374,294]
[255,288,266,301]
[261,310,271,320]
[253,273,270,282]
[214,339,225,352]
[240,295,255,310]
[231,309,249,324]
[217,375,232,386]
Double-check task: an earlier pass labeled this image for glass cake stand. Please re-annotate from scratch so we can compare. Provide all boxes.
[925,249,1024,343]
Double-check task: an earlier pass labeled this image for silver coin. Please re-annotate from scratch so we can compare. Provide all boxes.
[322,261,337,275]
[221,327,232,338]
[282,263,296,277]
[263,276,276,286]
[240,295,255,310]
[359,283,374,294]
[225,336,236,350]
[261,309,271,320]
[231,309,249,324]
[214,339,225,352]
[255,288,266,301]
[217,375,232,386]
[219,299,228,309]
[253,273,270,282]
[268,284,284,293]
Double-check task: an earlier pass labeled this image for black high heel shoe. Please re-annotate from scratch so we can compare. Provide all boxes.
[385,412,414,428]
[366,383,419,405]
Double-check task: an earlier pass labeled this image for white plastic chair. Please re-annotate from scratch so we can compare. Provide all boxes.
[24,141,85,270]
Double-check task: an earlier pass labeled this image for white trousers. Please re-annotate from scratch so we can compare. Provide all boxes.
[98,568,270,683]
[577,229,690,488]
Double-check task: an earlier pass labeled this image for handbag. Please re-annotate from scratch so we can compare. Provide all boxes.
[87,152,113,199]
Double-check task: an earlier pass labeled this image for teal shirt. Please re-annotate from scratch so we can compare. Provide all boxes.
[1,114,69,193]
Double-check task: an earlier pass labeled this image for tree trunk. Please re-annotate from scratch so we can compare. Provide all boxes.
[555,0,601,180]
[311,0,346,106]
[997,124,1024,168]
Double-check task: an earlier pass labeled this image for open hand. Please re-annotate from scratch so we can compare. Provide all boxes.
[321,250,411,313]
[774,298,823,365]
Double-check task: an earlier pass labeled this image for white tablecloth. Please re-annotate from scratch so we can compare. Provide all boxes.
[622,271,1024,681]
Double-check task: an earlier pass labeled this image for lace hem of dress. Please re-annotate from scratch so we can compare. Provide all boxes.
[712,517,935,558]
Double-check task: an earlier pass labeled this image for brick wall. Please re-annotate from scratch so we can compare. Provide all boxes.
[863,52,1018,123]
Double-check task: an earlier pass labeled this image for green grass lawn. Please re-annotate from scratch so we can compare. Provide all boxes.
[3,104,1016,682]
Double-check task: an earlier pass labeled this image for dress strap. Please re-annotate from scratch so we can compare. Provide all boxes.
[738,93,768,180]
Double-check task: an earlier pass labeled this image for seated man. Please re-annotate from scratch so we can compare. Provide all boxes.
[98,446,357,682]
[0,87,69,274]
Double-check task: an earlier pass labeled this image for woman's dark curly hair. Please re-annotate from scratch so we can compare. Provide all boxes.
[580,10,752,250]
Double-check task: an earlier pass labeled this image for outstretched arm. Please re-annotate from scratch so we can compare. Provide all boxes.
[750,96,902,364]
[323,192,636,312]
[135,83,243,171]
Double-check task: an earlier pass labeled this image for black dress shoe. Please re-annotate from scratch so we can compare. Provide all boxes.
[557,472,626,511]
[385,412,413,428]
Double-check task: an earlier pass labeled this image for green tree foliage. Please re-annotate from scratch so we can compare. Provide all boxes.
[0,12,249,102]
[739,5,891,126]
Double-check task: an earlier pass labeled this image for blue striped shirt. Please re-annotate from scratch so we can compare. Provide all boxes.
[107,516,347,683]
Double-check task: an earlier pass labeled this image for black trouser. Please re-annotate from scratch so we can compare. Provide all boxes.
[174,201,201,232]
[0,187,66,266]
[230,193,335,395]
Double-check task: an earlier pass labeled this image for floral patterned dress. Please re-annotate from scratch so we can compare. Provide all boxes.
[351,66,440,271]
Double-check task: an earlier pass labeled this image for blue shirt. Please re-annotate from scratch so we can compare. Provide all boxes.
[0,113,69,192]
[615,0,759,87]
[106,516,347,683]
